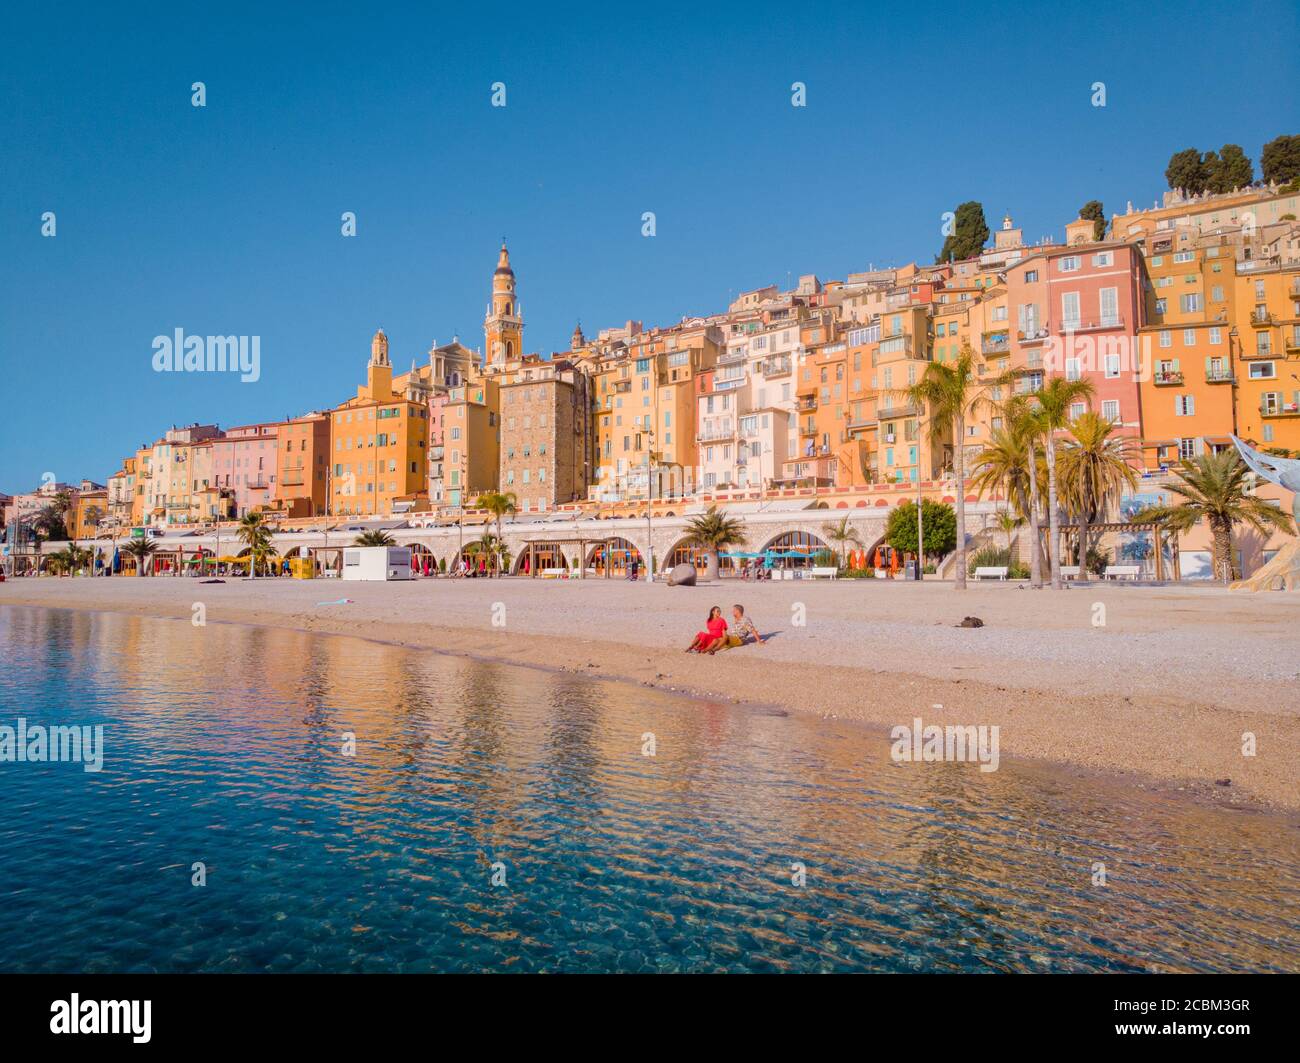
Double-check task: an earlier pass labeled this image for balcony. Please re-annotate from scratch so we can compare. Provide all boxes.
[1261,404,1300,418]
[759,357,791,377]
[697,423,735,443]
[1286,336,1300,354]
[981,335,1010,355]
[1018,327,1050,345]
[799,422,817,436]
[798,396,818,411]
[612,380,631,393]
[1250,309,1275,327]
[279,473,306,486]
[1057,317,1123,334]
[1205,368,1234,384]
[1152,370,1184,387]
[878,403,922,420]
[877,335,912,357]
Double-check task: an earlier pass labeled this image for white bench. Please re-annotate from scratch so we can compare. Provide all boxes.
[1104,565,1142,581]
[1060,565,1081,580]
[540,567,568,578]
[973,566,1009,580]
[809,566,839,580]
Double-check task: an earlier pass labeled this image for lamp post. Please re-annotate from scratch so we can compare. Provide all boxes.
[644,427,655,583]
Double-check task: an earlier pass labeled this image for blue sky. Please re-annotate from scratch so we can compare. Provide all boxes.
[1,0,1297,490]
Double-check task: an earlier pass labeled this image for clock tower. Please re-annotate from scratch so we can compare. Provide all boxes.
[484,241,523,371]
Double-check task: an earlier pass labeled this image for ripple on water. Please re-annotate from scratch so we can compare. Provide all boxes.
[0,605,1297,973]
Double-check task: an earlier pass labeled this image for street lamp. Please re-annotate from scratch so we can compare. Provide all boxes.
[644,427,656,583]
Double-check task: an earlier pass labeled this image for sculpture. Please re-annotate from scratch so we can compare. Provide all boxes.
[1229,436,1300,592]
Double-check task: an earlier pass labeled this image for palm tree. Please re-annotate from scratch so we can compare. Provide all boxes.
[969,398,1048,587]
[32,502,69,541]
[821,515,864,570]
[683,505,746,581]
[1133,450,1295,582]
[903,342,995,589]
[1058,412,1140,580]
[474,491,518,576]
[994,509,1023,555]
[123,537,157,576]
[467,533,511,575]
[1029,377,1095,588]
[354,530,396,547]
[237,512,275,577]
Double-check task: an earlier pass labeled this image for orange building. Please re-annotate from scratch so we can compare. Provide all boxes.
[273,412,330,516]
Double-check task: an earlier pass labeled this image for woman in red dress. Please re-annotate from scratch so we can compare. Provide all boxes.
[686,606,727,652]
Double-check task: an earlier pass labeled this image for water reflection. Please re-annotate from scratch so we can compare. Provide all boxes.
[0,605,1296,973]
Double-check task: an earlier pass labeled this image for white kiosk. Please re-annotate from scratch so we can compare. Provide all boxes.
[341,546,414,581]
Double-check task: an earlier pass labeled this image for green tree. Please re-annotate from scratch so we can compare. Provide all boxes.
[1261,134,1300,185]
[820,515,864,569]
[123,537,157,576]
[466,533,511,574]
[935,201,990,263]
[1079,200,1106,242]
[474,491,518,576]
[1165,147,1209,194]
[237,512,276,577]
[1029,377,1096,588]
[354,530,396,547]
[32,503,70,542]
[1133,450,1294,582]
[968,399,1049,587]
[683,505,746,581]
[1206,143,1254,193]
[1057,411,1140,580]
[885,499,956,559]
[904,342,995,588]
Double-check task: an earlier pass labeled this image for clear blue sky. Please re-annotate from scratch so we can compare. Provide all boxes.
[2,0,1297,490]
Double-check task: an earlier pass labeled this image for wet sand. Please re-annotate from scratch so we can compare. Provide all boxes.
[5,575,1299,810]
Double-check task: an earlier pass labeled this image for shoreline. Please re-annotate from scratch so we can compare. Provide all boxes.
[4,577,1299,812]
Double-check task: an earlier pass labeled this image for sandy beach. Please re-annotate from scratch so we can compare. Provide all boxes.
[4,575,1299,811]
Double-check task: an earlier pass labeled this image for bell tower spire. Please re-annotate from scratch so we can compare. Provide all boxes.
[485,241,522,370]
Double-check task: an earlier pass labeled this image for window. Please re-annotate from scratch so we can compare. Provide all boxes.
[1175,395,1195,416]
[1179,438,1196,460]
[1092,252,1113,267]
[1024,270,1038,283]
[1249,362,1276,379]
[1159,330,1172,348]
[1183,329,1196,347]
[1058,257,1080,273]
[1070,401,1086,421]
[1065,357,1081,381]
[1180,294,1202,313]
[1101,399,1120,422]
[1099,287,1118,326]
[1104,353,1121,378]
[1209,327,1222,345]
[1061,292,1080,328]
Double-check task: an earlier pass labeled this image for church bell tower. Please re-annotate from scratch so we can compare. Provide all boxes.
[484,241,523,371]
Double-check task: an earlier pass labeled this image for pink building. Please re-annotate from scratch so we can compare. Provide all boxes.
[211,423,280,517]
[1005,243,1148,436]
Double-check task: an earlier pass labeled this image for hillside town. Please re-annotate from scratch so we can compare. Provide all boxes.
[5,179,1300,582]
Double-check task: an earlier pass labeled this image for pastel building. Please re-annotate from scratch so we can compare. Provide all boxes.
[213,423,279,518]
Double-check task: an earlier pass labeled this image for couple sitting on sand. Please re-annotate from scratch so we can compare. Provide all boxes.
[686,604,765,655]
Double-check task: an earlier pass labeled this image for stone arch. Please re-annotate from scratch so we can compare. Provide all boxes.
[585,537,642,577]
[666,536,737,576]
[757,529,833,568]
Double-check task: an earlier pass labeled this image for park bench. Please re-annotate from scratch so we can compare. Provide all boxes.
[1103,565,1142,581]
[1059,565,1081,579]
[808,566,839,580]
[973,566,1009,580]
[541,567,568,578]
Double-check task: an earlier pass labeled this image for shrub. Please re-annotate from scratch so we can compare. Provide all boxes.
[885,499,956,559]
[967,545,1029,579]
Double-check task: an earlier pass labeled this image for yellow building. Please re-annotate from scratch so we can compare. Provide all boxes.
[1234,264,1300,453]
[330,329,430,516]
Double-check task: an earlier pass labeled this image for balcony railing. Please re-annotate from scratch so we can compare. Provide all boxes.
[1261,404,1300,418]
[878,403,922,420]
[1057,317,1123,333]
[1152,371,1184,386]
[1251,309,1275,326]
[798,396,818,411]
[981,336,1010,355]
[1018,328,1050,345]
[697,425,735,442]
[759,358,791,377]
[1205,369,1234,383]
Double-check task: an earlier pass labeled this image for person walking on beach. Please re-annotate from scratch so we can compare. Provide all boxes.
[686,605,727,652]
[708,603,764,653]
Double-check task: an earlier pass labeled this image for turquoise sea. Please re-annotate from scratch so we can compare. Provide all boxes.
[1,605,1296,972]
